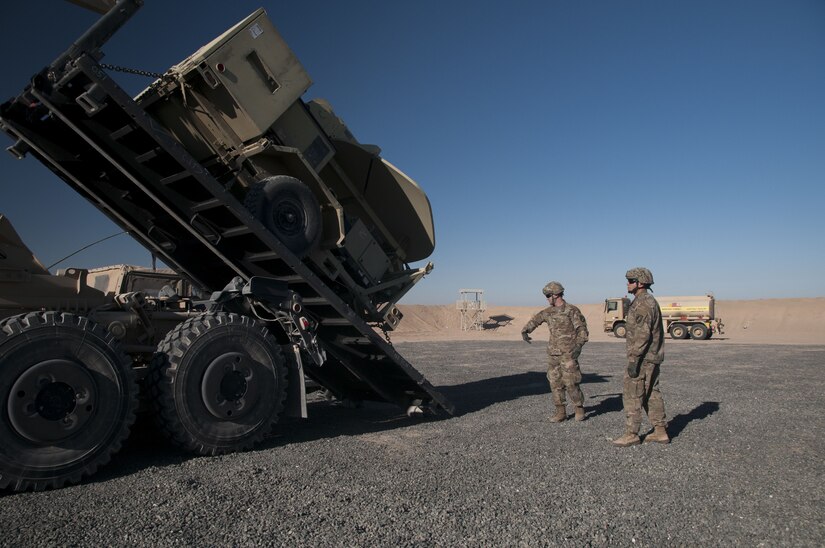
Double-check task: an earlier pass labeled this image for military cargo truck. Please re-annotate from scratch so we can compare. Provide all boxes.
[1,214,206,358]
[604,295,724,340]
[0,0,451,491]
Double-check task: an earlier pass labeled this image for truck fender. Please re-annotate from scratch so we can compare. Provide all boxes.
[207,276,246,308]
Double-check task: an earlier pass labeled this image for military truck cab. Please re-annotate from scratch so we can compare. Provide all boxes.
[604,297,631,338]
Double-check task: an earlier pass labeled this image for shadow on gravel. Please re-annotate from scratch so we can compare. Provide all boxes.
[437,371,611,416]
[85,414,190,486]
[0,417,179,496]
[585,393,623,418]
[269,400,423,445]
[88,400,427,486]
[72,372,627,489]
[259,371,616,446]
[666,401,721,440]
[439,372,547,415]
[75,371,574,486]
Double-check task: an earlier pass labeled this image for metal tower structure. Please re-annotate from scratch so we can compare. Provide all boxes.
[456,288,486,331]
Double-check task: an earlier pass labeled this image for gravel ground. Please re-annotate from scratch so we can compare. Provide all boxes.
[2,340,824,546]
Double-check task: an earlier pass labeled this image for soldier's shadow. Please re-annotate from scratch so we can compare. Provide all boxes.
[437,371,548,416]
[440,371,611,416]
[665,401,720,440]
[587,399,721,437]
[585,393,623,418]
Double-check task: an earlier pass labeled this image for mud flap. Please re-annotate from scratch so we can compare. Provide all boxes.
[282,344,307,418]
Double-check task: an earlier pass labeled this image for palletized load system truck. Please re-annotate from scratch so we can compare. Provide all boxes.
[604,295,724,340]
[0,0,452,491]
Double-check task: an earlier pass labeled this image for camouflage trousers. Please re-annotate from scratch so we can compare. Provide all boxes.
[546,353,584,407]
[622,361,667,434]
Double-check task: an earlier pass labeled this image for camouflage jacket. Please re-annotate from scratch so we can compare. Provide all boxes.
[625,290,664,365]
[522,303,589,355]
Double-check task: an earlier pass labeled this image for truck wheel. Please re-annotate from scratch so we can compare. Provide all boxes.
[245,175,321,258]
[670,324,688,340]
[689,324,709,340]
[612,322,627,338]
[149,313,287,455]
[0,312,137,492]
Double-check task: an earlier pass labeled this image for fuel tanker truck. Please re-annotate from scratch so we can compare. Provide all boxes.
[604,295,724,340]
[0,0,452,491]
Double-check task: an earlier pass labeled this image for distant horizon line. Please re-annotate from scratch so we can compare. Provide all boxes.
[401,295,825,306]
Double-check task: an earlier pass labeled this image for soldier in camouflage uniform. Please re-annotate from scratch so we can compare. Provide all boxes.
[613,267,670,447]
[521,282,589,423]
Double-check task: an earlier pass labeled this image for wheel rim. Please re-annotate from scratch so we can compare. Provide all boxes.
[151,314,287,454]
[271,198,305,237]
[0,313,137,491]
[200,351,261,420]
[7,358,97,443]
[245,176,322,258]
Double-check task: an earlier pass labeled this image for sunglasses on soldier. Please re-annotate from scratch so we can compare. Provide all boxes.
[627,278,638,284]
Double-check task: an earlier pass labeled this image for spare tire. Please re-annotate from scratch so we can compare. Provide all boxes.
[245,175,321,258]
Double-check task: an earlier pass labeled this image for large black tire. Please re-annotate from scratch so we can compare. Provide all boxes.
[670,323,688,340]
[0,312,137,492]
[689,323,709,340]
[613,322,627,338]
[244,175,322,258]
[149,313,287,455]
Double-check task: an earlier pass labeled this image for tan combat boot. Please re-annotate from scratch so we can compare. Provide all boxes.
[644,425,670,444]
[574,406,586,422]
[612,432,641,447]
[550,405,567,423]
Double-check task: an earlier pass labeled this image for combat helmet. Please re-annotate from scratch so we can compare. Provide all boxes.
[542,281,565,296]
[625,267,654,285]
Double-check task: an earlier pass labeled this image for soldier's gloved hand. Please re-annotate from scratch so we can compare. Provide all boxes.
[626,359,641,378]
[521,331,531,344]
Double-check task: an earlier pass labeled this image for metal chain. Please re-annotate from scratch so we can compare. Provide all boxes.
[99,63,163,79]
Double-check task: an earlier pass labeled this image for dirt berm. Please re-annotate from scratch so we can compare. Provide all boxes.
[391,297,825,345]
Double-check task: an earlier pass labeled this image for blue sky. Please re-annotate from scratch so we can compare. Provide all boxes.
[1,0,823,306]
